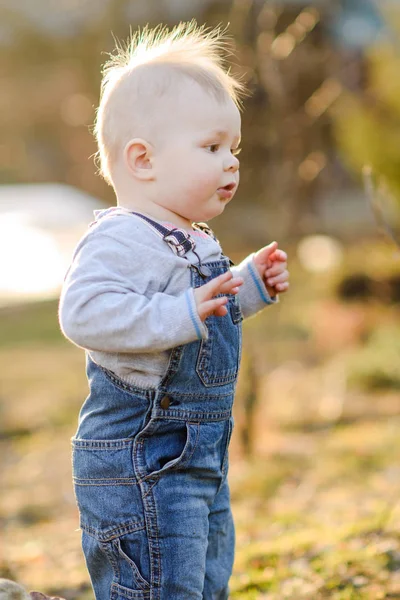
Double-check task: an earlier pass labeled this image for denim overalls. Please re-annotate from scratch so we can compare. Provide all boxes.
[72,215,243,600]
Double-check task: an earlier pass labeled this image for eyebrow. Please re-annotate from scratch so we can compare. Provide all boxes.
[207,130,241,144]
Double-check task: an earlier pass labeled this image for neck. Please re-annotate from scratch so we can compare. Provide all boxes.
[116,193,194,232]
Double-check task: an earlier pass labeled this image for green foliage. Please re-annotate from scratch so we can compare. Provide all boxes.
[2,331,400,596]
[0,299,64,348]
[334,42,400,198]
[346,325,400,391]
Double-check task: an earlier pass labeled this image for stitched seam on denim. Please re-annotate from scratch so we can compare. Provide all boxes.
[247,260,271,304]
[100,539,120,582]
[196,319,215,383]
[192,258,229,269]
[193,258,230,270]
[151,410,231,421]
[185,421,200,464]
[150,411,232,420]
[154,410,232,419]
[81,520,146,541]
[197,346,237,380]
[115,538,150,590]
[199,367,237,379]
[159,346,182,388]
[196,370,237,387]
[138,481,162,591]
[142,478,159,499]
[185,289,202,340]
[74,481,138,487]
[195,322,239,386]
[74,478,138,485]
[111,582,150,599]
[157,389,233,399]
[197,358,237,377]
[112,584,150,599]
[100,365,156,398]
[132,442,162,590]
[72,439,133,449]
[73,476,135,481]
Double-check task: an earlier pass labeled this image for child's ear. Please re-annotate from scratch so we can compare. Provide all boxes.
[124,138,154,180]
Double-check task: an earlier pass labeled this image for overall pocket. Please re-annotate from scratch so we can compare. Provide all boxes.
[72,438,151,594]
[196,295,243,387]
[134,419,200,481]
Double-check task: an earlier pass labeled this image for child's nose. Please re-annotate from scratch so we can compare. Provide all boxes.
[224,155,240,172]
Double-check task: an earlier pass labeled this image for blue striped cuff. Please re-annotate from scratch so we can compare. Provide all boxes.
[247,261,278,305]
[185,289,203,339]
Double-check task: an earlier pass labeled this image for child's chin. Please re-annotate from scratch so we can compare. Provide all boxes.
[198,200,228,222]
[215,202,228,215]
[205,207,225,221]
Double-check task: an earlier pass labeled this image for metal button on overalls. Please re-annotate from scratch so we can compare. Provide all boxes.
[160,395,171,409]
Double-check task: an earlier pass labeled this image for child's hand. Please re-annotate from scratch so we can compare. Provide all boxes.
[253,241,289,297]
[193,271,244,321]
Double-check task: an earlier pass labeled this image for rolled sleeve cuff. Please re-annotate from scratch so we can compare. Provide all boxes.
[247,257,279,305]
[184,288,208,341]
[231,254,278,320]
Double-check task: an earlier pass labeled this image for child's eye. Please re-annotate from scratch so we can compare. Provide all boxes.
[207,144,220,153]
[231,147,242,156]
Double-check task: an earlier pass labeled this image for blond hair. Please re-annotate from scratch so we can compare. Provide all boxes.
[94,20,244,185]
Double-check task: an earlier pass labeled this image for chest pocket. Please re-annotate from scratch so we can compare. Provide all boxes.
[192,265,243,387]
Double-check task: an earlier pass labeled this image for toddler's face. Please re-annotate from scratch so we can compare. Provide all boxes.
[151,82,241,224]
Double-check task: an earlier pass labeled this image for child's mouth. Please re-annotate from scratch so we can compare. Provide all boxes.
[217,183,236,199]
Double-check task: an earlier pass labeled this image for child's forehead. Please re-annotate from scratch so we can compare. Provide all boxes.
[107,71,241,147]
[190,106,240,139]
[171,84,241,133]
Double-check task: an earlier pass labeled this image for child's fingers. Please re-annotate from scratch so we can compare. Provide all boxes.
[214,303,228,317]
[269,249,287,263]
[275,282,289,292]
[202,271,232,298]
[276,250,287,261]
[201,296,228,319]
[194,272,230,305]
[254,242,279,268]
[266,270,289,286]
[202,272,242,299]
[266,262,287,278]
[218,277,243,295]
[194,271,243,320]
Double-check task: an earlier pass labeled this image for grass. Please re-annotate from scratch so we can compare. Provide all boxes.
[2,245,400,598]
[2,338,400,599]
[0,298,62,348]
[227,411,400,598]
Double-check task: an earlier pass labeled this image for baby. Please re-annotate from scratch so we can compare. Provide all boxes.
[59,21,289,600]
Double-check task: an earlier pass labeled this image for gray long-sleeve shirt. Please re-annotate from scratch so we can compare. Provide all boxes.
[59,208,277,389]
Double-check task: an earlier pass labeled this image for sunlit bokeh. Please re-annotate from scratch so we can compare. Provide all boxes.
[297,234,344,272]
[0,213,67,300]
[2,1,400,597]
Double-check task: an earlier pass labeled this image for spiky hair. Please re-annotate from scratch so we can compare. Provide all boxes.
[94,20,244,185]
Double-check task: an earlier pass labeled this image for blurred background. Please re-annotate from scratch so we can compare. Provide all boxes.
[2,0,400,598]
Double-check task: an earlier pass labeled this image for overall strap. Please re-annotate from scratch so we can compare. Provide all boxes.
[130,212,195,257]
[130,212,213,278]
[192,222,220,245]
